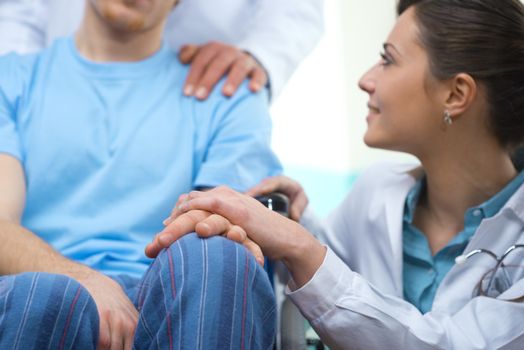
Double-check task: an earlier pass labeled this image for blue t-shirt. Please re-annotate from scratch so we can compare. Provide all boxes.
[402,171,524,313]
[0,38,282,277]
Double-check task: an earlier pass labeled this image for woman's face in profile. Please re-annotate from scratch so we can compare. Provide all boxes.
[358,7,448,157]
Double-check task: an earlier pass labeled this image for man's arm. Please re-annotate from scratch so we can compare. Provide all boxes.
[0,154,67,274]
[0,0,48,55]
[0,154,138,350]
[190,83,282,192]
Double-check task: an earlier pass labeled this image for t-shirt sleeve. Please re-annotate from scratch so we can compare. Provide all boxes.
[0,53,29,161]
[193,81,283,192]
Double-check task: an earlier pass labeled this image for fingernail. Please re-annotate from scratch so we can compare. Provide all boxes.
[250,83,261,91]
[223,84,234,96]
[177,203,188,211]
[184,85,194,96]
[195,87,207,99]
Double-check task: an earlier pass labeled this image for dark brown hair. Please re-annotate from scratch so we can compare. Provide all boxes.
[397,0,524,151]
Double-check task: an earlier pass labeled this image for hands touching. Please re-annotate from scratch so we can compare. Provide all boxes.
[150,186,325,288]
[179,42,268,100]
[146,207,265,265]
[147,175,309,261]
[148,187,295,260]
[146,177,324,288]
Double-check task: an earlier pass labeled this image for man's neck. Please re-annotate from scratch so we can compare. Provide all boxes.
[75,4,165,62]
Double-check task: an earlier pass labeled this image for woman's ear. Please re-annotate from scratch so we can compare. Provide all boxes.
[444,73,477,118]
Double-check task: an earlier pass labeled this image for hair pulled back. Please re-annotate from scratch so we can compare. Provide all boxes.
[397,0,524,150]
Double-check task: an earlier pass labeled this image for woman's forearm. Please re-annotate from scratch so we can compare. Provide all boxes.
[280,222,327,289]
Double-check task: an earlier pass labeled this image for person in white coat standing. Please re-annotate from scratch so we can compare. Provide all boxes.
[0,0,323,100]
[146,0,524,348]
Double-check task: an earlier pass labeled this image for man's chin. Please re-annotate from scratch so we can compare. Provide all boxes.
[110,17,146,32]
[101,6,146,32]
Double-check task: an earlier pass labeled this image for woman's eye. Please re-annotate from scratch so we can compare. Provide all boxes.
[379,52,393,66]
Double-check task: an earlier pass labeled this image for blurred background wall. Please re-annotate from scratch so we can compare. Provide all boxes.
[270,0,417,217]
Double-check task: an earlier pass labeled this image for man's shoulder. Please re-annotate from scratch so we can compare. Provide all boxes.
[193,78,270,117]
[0,51,39,77]
[0,37,63,73]
[0,51,41,104]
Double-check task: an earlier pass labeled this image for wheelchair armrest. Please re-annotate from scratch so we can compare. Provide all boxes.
[255,192,290,217]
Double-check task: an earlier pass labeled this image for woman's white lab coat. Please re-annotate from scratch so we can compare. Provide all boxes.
[291,161,524,350]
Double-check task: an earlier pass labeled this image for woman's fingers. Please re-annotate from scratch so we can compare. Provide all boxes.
[289,190,308,221]
[245,176,285,197]
[163,191,204,226]
[178,44,199,64]
[246,177,308,221]
[180,42,266,100]
[247,63,268,93]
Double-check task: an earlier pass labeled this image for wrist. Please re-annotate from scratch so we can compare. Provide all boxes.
[281,223,326,288]
[52,260,95,281]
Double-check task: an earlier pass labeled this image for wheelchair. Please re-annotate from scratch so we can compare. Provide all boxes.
[257,193,325,350]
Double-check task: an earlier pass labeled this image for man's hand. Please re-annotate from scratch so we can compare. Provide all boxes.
[70,266,138,350]
[179,42,268,100]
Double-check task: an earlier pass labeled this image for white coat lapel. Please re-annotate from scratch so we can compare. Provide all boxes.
[383,164,421,295]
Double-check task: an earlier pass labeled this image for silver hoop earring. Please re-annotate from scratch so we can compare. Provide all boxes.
[443,110,453,126]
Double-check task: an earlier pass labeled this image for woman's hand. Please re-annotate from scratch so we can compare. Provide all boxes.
[246,176,308,221]
[169,186,326,288]
[179,42,267,100]
[146,209,265,266]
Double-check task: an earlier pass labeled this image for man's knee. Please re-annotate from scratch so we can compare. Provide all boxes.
[152,233,275,316]
[155,233,272,290]
[140,234,276,348]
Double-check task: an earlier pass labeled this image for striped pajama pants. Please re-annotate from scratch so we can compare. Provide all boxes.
[0,233,276,349]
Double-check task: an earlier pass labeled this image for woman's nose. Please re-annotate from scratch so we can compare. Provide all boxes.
[358,65,376,94]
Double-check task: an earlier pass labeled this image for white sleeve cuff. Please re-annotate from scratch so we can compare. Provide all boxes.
[286,247,355,321]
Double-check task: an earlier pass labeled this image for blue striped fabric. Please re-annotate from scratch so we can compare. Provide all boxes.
[0,233,276,349]
[0,272,98,349]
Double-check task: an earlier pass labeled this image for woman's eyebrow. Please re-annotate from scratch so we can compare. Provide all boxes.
[383,42,402,57]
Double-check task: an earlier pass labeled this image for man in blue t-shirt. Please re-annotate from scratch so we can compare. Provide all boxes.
[0,0,281,348]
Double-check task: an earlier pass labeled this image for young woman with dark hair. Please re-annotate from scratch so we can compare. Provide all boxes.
[148,1,524,348]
